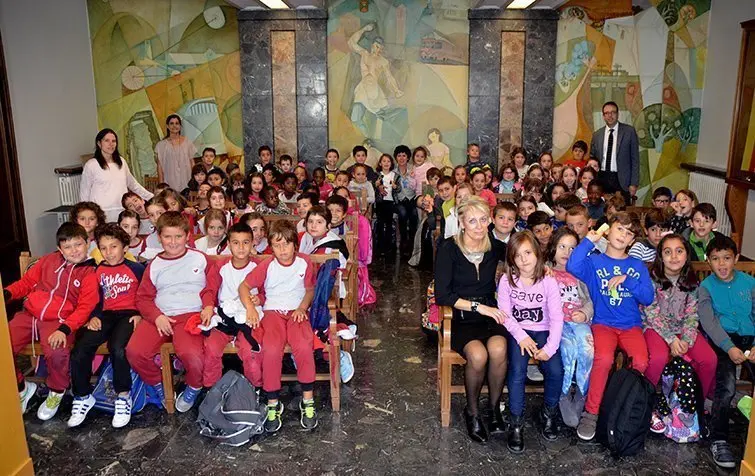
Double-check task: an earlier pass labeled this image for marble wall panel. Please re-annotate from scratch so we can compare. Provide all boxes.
[271,31,298,160]
[499,31,525,167]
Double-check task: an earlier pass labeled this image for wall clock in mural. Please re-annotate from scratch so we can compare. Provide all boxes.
[121,65,145,91]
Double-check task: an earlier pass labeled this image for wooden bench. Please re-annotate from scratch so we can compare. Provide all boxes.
[494,193,516,203]
[691,261,755,280]
[17,251,345,414]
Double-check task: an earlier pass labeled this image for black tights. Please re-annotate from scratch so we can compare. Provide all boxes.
[462,336,508,415]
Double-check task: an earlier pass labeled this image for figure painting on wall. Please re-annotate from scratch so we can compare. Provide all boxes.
[427,128,452,170]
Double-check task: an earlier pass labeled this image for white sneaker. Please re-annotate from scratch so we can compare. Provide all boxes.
[19,381,38,414]
[112,395,132,428]
[37,390,64,421]
[527,365,544,382]
[67,394,96,428]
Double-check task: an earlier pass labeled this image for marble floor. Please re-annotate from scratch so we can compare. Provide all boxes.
[22,255,748,475]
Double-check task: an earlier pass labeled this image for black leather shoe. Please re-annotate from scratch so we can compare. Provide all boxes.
[507,415,524,454]
[464,408,489,443]
[540,405,560,441]
[488,401,507,434]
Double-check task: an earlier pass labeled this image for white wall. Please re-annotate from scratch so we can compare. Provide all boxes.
[0,0,97,255]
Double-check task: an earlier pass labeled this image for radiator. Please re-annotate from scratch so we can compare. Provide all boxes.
[57,174,81,206]
[688,171,731,236]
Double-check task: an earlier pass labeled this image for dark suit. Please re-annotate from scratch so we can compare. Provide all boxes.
[590,122,640,193]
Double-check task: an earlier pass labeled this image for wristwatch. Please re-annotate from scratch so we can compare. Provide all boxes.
[470,301,480,313]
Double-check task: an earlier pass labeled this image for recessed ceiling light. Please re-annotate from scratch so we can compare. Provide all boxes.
[259,0,290,9]
[507,0,537,8]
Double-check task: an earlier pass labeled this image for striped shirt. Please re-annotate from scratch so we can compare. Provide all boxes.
[628,241,656,263]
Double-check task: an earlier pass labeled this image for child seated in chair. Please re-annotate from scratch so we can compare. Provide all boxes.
[5,223,99,421]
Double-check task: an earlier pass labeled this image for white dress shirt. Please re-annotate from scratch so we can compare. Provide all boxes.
[602,122,619,173]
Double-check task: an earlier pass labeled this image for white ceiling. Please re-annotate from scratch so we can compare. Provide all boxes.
[227,0,571,10]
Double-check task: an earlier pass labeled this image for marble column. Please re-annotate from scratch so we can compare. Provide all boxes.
[468,8,558,170]
[238,9,328,172]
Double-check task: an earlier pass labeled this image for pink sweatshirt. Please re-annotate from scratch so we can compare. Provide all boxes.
[411,162,434,195]
[497,274,564,358]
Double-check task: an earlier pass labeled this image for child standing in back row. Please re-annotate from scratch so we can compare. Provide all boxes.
[567,212,654,441]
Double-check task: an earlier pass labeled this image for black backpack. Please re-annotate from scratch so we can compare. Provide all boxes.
[596,367,655,457]
[196,371,266,446]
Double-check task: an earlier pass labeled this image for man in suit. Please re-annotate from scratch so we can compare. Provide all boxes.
[590,101,639,203]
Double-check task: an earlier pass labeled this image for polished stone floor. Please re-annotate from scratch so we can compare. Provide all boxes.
[22,255,748,475]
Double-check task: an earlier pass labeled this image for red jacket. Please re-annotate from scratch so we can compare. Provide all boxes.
[6,252,99,334]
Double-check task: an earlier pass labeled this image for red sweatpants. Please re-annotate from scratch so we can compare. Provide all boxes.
[9,310,74,393]
[644,329,717,398]
[261,311,315,393]
[125,313,204,389]
[585,324,649,415]
[203,329,264,388]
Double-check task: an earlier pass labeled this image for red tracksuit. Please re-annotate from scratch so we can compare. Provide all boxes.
[5,252,99,392]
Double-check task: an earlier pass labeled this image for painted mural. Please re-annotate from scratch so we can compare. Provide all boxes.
[87,0,243,183]
[552,0,710,203]
[328,0,470,169]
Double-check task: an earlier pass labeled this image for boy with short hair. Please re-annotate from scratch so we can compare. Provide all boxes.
[126,212,219,413]
[334,170,351,190]
[255,145,273,172]
[5,223,99,420]
[278,154,294,174]
[652,186,673,209]
[122,191,155,235]
[464,143,483,172]
[682,203,726,261]
[585,180,605,221]
[565,205,591,240]
[296,192,319,233]
[68,224,145,428]
[326,195,350,236]
[240,220,318,432]
[201,147,219,174]
[346,145,377,182]
[565,140,588,170]
[699,236,755,469]
[554,195,581,229]
[491,201,517,261]
[527,211,554,252]
[437,176,456,219]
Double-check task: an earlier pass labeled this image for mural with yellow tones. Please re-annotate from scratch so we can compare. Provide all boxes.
[552,0,710,204]
[87,0,243,183]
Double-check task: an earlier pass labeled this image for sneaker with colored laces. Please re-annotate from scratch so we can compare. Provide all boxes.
[577,411,598,441]
[300,399,318,430]
[710,440,737,469]
[19,381,38,414]
[112,395,132,428]
[37,390,64,421]
[650,411,666,434]
[175,386,201,413]
[340,350,355,384]
[527,365,544,382]
[265,402,284,433]
[67,394,96,428]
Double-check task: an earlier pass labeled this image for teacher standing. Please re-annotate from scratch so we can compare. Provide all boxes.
[590,101,640,202]
[156,114,197,191]
[79,128,153,222]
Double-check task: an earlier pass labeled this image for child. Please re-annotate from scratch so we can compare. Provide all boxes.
[565,205,591,241]
[202,223,264,391]
[565,140,588,170]
[294,165,309,190]
[239,220,318,431]
[522,178,554,217]
[201,147,219,174]
[229,172,245,192]
[122,192,154,235]
[182,164,207,198]
[5,223,98,420]
[669,189,698,234]
[575,167,596,202]
[550,163,564,185]
[262,164,280,189]
[226,162,240,177]
[553,194,581,230]
[143,197,167,259]
[628,208,669,263]
[296,192,319,233]
[566,212,654,441]
[527,211,553,252]
[160,188,197,233]
[256,185,290,215]
[471,169,497,209]
[699,235,755,468]
[411,146,434,196]
[443,182,474,239]
[538,152,554,176]
[682,203,725,261]
[68,224,145,428]
[526,164,545,182]
[278,154,294,174]
[195,209,231,256]
[483,166,495,191]
[437,176,456,220]
[546,227,594,429]
[334,170,351,190]
[232,188,254,218]
[375,153,399,251]
[498,232,564,452]
[198,186,232,234]
[511,146,529,178]
[239,212,271,255]
[324,148,340,184]
[278,172,300,204]
[154,182,171,195]
[516,196,537,232]
[547,183,567,208]
[299,206,349,269]
[119,210,147,260]
[585,180,605,221]
[497,163,519,194]
[642,234,717,434]
[348,163,376,210]
[463,142,483,171]
[254,145,273,172]
[126,212,219,413]
[246,172,266,205]
[427,167,443,193]
[312,167,333,202]
[326,195,350,236]
[453,165,469,184]
[346,145,378,182]
[70,201,106,258]
[207,169,227,192]
[652,186,673,209]
[561,166,578,193]
[586,158,600,172]
[491,201,516,261]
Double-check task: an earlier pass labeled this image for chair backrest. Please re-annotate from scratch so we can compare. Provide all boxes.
[144,175,159,193]
[495,193,516,203]
[263,214,300,224]
[19,251,34,277]
[691,261,755,282]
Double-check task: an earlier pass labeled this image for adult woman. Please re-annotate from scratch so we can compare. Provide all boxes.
[155,114,197,191]
[434,196,508,443]
[392,144,417,257]
[79,128,153,222]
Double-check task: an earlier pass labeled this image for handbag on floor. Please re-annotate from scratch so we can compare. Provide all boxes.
[92,359,148,414]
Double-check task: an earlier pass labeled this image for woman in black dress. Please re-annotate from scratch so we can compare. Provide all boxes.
[435,196,508,442]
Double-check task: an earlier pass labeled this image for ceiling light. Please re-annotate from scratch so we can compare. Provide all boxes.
[259,0,290,9]
[507,0,537,8]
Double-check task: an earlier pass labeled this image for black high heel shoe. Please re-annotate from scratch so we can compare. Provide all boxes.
[464,407,489,443]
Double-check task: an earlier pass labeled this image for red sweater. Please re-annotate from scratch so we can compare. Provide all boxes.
[5,252,99,334]
[95,260,145,315]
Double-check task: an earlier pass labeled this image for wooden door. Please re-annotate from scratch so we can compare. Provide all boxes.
[0,30,29,285]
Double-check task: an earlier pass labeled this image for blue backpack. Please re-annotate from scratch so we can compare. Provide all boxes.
[92,359,148,414]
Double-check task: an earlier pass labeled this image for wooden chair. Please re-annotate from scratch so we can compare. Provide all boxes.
[494,193,516,203]
[438,305,541,427]
[143,175,159,193]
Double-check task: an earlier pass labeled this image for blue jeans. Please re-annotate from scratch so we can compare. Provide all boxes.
[507,330,563,417]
